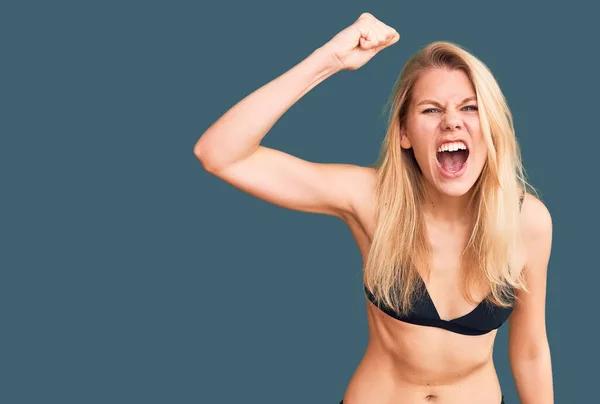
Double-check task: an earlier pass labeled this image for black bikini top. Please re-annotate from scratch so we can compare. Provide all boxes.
[364,191,525,336]
[365,284,514,336]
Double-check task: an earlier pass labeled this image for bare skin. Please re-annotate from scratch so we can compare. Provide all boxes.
[341,167,511,403]
[195,12,553,403]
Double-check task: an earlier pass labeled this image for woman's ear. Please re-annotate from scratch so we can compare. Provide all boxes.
[400,126,412,149]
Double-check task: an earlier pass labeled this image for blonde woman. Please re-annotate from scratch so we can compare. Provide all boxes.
[194,12,553,404]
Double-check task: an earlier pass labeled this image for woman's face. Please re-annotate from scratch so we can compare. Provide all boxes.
[401,68,488,197]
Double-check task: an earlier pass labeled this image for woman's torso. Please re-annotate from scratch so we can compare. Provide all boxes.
[339,168,519,403]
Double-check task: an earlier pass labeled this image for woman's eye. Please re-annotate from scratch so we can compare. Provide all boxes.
[422,106,478,114]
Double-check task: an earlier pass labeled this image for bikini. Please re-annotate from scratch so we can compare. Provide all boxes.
[364,280,514,336]
[339,192,524,403]
[365,191,524,336]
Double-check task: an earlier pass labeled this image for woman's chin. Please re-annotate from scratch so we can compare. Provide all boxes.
[435,183,473,197]
[428,165,477,197]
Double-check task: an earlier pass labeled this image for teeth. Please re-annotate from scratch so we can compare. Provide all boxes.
[437,141,467,153]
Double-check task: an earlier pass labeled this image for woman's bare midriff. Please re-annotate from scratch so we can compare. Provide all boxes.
[341,300,503,403]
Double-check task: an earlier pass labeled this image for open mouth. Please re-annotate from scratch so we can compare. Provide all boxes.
[436,141,469,177]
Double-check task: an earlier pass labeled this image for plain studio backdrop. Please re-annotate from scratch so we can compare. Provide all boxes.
[2,1,598,403]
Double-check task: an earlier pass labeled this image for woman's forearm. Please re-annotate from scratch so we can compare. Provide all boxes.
[511,351,554,403]
[194,46,341,172]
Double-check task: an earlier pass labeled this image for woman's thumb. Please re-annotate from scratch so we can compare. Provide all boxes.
[360,36,375,50]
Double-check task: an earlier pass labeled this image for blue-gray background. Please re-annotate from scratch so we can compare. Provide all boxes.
[2,1,597,403]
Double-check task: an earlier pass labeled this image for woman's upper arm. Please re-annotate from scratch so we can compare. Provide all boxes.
[508,194,553,358]
[199,145,374,220]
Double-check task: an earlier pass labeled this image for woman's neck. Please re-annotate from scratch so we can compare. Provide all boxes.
[421,186,474,223]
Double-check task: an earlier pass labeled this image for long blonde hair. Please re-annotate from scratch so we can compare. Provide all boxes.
[364,41,534,316]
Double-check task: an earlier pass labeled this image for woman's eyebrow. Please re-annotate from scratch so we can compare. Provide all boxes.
[415,96,477,107]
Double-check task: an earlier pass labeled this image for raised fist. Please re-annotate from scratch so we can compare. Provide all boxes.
[322,13,400,71]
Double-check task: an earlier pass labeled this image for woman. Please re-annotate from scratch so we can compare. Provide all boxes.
[194,12,553,404]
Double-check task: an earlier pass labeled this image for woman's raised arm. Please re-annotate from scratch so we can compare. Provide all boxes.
[194,13,399,219]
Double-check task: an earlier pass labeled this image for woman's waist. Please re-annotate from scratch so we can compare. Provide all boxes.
[353,342,498,388]
[363,325,496,385]
[344,350,501,404]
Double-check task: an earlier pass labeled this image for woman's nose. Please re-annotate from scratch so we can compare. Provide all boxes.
[442,113,462,131]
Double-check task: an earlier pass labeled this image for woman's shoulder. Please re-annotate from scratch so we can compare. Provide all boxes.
[338,165,378,239]
[519,192,553,253]
[336,165,377,212]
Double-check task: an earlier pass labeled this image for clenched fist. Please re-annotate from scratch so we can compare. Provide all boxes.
[321,13,400,71]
